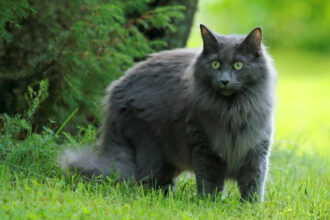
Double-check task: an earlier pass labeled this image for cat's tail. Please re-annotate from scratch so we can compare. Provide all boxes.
[58,148,110,178]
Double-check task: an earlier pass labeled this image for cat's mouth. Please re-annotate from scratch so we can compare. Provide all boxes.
[219,88,237,96]
[211,81,240,96]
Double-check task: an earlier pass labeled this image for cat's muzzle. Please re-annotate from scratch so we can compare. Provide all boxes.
[212,81,238,96]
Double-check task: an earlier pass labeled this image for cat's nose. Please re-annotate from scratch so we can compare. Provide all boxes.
[220,80,229,86]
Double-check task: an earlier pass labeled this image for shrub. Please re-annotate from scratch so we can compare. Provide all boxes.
[0,0,191,131]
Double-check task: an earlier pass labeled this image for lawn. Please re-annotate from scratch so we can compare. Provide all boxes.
[0,48,329,219]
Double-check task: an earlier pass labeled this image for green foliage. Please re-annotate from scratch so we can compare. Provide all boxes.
[0,113,97,175]
[0,114,53,173]
[137,5,185,31]
[25,80,49,119]
[0,0,185,130]
[189,0,330,51]
[0,0,33,42]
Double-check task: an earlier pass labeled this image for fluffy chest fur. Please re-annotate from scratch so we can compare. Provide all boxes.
[192,82,274,174]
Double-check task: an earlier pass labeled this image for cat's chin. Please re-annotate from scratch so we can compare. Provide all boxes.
[219,89,236,97]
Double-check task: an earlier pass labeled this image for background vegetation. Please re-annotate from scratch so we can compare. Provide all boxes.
[188,0,330,51]
[0,0,194,129]
[0,0,329,219]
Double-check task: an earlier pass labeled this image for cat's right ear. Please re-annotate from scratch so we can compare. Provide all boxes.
[240,27,262,54]
[200,24,218,54]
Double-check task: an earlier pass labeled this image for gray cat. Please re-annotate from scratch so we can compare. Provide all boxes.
[59,24,276,202]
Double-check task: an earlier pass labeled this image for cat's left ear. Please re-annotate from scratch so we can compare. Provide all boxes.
[200,24,218,54]
[241,27,262,53]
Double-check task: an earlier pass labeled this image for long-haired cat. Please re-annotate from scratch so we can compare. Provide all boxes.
[60,24,276,202]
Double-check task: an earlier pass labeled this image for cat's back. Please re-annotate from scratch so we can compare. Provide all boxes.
[107,48,199,120]
[126,48,199,80]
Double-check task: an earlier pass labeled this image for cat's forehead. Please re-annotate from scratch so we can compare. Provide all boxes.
[216,34,246,47]
[209,34,248,59]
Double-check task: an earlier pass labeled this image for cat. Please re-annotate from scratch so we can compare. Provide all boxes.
[59,24,276,202]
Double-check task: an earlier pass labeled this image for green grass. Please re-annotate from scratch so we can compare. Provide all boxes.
[0,153,328,219]
[0,49,329,219]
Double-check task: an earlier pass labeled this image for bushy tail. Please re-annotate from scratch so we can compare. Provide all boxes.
[58,148,109,178]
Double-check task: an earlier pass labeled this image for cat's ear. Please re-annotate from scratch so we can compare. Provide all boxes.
[200,24,218,53]
[241,27,262,53]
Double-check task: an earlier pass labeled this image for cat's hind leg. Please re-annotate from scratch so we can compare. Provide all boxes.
[132,140,181,192]
[136,159,179,193]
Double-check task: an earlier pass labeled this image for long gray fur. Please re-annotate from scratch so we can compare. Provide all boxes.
[59,24,276,202]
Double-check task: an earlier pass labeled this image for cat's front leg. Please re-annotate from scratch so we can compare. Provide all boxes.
[237,140,270,202]
[192,144,226,196]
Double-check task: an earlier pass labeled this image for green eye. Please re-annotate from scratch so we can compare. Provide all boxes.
[233,61,243,70]
[211,60,221,69]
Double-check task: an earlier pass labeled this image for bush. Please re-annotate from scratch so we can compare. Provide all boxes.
[0,0,188,131]
[0,113,97,176]
[0,0,33,42]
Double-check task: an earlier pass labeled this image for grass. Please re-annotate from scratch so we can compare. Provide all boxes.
[0,49,329,219]
[0,147,329,219]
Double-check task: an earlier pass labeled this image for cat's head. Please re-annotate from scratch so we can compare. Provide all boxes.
[194,24,270,97]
